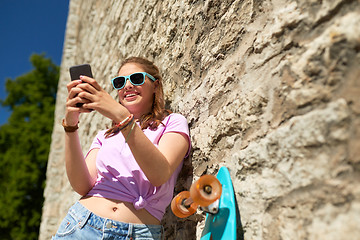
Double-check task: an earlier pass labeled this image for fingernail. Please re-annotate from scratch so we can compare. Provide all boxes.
[79,75,84,79]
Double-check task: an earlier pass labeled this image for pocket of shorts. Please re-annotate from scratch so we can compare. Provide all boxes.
[55,213,79,237]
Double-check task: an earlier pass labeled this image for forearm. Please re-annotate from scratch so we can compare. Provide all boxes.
[123,125,171,187]
[65,131,95,195]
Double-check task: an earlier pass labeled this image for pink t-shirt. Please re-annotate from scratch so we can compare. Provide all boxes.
[86,113,191,221]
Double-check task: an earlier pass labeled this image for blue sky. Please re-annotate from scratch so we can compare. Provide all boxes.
[0,0,69,125]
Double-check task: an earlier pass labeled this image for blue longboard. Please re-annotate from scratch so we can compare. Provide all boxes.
[200,167,237,240]
[171,166,238,239]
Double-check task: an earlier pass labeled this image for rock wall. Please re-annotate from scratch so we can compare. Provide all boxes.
[40,0,360,239]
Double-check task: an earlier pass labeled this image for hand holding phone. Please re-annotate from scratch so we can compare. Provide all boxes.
[69,64,93,107]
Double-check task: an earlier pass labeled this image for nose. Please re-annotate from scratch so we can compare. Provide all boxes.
[123,77,134,90]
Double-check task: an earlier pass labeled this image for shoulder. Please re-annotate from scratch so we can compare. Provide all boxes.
[162,113,191,157]
[163,113,188,124]
[162,113,190,134]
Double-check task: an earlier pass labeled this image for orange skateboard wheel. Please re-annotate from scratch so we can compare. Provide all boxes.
[190,175,222,207]
[171,191,198,218]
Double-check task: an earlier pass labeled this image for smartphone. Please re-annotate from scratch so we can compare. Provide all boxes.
[69,64,93,107]
[69,64,93,80]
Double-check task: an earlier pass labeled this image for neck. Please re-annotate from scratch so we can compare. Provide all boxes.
[127,107,152,121]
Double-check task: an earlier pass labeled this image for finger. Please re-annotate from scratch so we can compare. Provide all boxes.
[66,80,82,92]
[81,103,95,112]
[78,91,95,103]
[76,82,98,95]
[79,107,94,113]
[79,98,92,106]
[68,87,83,100]
[67,106,81,113]
[66,93,87,108]
[66,99,81,109]
[80,75,102,91]
[65,101,82,115]
[78,98,94,112]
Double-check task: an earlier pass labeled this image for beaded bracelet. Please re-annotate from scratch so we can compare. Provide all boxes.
[115,114,134,128]
[62,119,79,132]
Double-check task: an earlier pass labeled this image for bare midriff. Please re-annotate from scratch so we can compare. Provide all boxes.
[79,196,160,225]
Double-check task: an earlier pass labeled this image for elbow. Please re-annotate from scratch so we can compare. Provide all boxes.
[76,189,90,197]
[149,170,171,187]
[149,177,166,187]
[72,185,90,196]
[71,181,95,196]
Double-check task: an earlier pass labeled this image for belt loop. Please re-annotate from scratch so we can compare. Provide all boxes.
[71,202,91,229]
[78,210,91,229]
[161,225,164,240]
[127,223,133,239]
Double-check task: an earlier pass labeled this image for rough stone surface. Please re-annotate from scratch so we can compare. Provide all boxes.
[40,0,360,239]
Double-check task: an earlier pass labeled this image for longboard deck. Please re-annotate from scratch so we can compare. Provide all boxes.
[200,167,237,240]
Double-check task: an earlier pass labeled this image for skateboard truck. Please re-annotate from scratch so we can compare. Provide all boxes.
[200,199,219,214]
[171,175,222,218]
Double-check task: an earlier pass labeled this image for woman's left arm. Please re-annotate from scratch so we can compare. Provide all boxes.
[125,126,189,186]
[77,76,189,186]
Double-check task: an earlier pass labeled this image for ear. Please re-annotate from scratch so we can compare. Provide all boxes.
[153,80,159,90]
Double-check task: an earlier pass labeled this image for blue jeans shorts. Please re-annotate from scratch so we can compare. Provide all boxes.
[52,202,162,240]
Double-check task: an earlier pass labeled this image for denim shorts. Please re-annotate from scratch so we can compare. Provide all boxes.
[52,202,162,240]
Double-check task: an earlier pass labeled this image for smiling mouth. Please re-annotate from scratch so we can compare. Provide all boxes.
[125,93,137,97]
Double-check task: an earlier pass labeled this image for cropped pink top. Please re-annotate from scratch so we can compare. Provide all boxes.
[86,113,191,221]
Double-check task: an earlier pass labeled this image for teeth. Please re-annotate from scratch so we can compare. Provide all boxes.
[126,93,137,97]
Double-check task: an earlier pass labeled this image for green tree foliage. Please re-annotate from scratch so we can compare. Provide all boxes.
[0,54,59,240]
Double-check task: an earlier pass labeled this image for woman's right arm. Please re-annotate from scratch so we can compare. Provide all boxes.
[64,131,98,196]
[63,79,98,196]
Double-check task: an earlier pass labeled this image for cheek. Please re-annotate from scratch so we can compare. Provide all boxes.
[117,91,124,103]
[147,87,156,101]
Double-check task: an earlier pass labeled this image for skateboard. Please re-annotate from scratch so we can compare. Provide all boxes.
[171,166,237,240]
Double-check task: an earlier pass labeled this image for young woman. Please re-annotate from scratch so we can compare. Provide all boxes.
[53,57,191,239]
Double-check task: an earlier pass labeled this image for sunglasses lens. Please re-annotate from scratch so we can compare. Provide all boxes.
[113,77,125,89]
[130,73,144,85]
